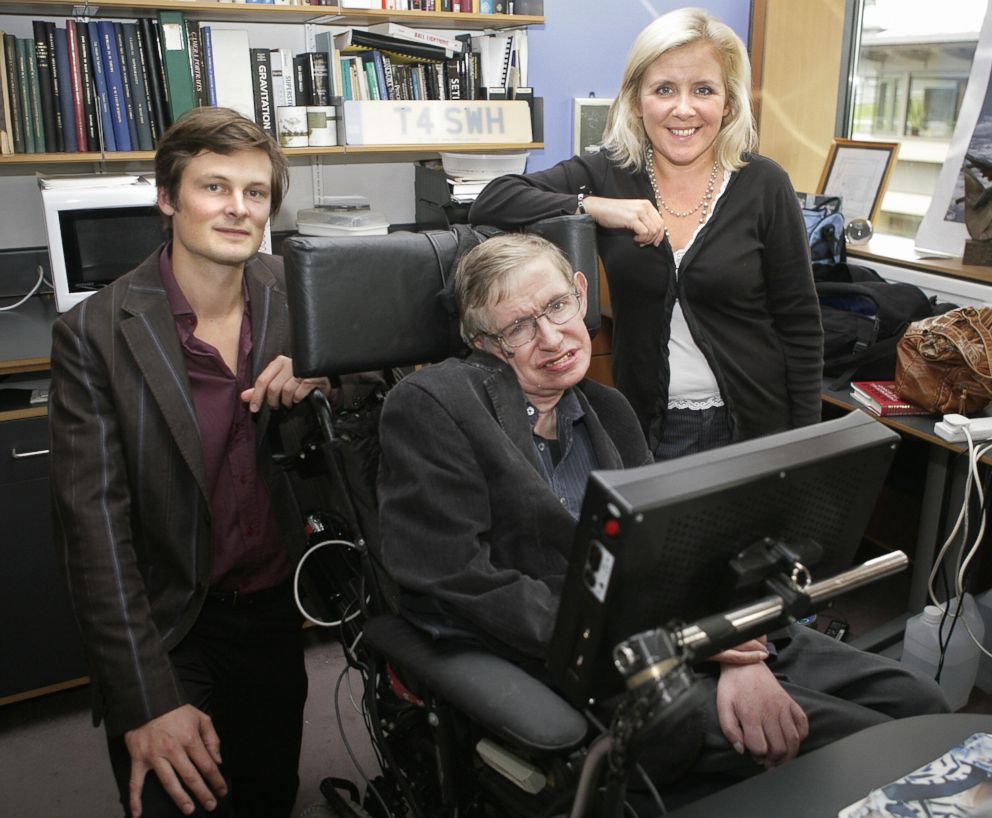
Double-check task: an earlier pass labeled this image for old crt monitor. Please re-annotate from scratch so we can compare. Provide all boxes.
[547,411,900,706]
[42,181,165,312]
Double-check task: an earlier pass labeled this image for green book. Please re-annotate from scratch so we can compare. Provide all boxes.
[155,10,194,121]
[25,38,46,151]
[15,39,35,153]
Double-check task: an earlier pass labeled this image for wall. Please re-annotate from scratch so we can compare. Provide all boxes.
[0,2,751,259]
[529,0,752,172]
[755,0,847,193]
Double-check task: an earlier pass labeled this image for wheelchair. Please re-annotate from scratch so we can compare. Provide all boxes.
[274,217,911,818]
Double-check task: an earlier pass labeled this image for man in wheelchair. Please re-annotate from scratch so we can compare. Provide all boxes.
[374,232,948,810]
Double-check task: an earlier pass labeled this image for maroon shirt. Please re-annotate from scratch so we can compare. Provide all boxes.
[160,248,290,593]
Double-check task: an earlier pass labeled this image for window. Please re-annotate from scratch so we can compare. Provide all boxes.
[845,0,986,238]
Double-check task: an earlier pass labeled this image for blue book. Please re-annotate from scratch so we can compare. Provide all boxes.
[87,21,116,151]
[339,58,352,101]
[120,22,153,151]
[200,26,217,106]
[97,20,131,151]
[52,27,78,152]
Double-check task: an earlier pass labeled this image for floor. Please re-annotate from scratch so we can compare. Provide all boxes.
[0,628,378,818]
[3,582,991,818]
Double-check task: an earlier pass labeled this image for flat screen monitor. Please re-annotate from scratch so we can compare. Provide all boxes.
[546,411,900,706]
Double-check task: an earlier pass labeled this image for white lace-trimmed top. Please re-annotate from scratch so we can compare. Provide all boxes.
[667,169,731,410]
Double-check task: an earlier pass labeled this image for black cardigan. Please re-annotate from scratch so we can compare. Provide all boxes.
[470,151,824,445]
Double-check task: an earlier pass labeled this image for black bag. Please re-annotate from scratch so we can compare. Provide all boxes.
[815,262,940,389]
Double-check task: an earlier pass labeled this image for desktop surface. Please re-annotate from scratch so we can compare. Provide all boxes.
[666,714,992,818]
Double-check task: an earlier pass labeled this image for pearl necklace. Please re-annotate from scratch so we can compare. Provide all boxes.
[646,147,719,225]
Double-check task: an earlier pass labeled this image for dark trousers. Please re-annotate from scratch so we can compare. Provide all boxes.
[107,588,308,818]
[652,405,733,460]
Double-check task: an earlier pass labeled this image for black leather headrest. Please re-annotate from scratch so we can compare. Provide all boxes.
[283,215,600,378]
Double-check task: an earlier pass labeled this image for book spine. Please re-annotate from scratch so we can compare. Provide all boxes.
[114,22,140,151]
[0,35,12,154]
[15,39,34,153]
[65,21,87,151]
[32,22,56,152]
[122,23,154,151]
[250,48,276,138]
[293,53,314,106]
[370,51,389,100]
[25,38,46,152]
[270,48,296,108]
[185,22,205,109]
[362,56,380,101]
[74,22,100,151]
[98,21,131,151]
[87,22,116,151]
[3,34,24,153]
[313,30,340,100]
[200,26,217,107]
[52,27,77,152]
[338,57,352,101]
[45,22,66,151]
[156,11,195,122]
[310,52,330,105]
[139,18,170,136]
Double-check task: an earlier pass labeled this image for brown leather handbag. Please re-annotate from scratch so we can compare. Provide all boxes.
[895,306,992,415]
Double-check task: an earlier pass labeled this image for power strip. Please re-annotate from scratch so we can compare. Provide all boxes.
[934,413,992,443]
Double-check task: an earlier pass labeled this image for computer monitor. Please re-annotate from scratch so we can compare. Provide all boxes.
[547,411,900,706]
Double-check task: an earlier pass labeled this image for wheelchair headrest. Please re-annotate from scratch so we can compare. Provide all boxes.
[283,215,600,378]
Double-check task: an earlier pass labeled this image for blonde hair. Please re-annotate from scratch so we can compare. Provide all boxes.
[600,7,757,173]
[455,234,574,345]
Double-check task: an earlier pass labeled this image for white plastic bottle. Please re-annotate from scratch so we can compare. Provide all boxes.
[974,588,992,693]
[900,593,984,711]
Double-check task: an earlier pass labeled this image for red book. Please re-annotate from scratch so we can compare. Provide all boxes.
[850,380,931,417]
[65,20,87,151]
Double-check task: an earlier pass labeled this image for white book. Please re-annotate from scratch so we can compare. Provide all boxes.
[209,29,257,122]
[270,47,296,108]
[366,22,464,55]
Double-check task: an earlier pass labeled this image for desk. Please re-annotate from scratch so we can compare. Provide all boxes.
[0,295,86,703]
[0,294,57,376]
[822,381,992,651]
[666,714,992,818]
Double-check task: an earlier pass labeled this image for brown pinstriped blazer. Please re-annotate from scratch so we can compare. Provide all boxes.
[49,249,306,737]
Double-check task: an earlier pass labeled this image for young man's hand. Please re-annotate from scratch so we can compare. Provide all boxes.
[124,704,227,816]
[240,354,331,412]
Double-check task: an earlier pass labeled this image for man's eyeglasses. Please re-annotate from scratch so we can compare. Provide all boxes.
[483,290,583,350]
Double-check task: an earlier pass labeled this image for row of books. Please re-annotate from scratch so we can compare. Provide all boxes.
[0,19,172,155]
[335,26,528,102]
[0,12,533,155]
[338,1,541,11]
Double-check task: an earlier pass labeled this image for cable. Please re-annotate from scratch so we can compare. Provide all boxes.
[334,662,392,818]
[293,538,367,627]
[0,265,45,312]
[925,429,992,682]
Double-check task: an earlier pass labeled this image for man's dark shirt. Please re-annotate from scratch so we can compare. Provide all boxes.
[160,247,289,593]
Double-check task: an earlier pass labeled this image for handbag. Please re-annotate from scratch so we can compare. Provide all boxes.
[895,306,992,415]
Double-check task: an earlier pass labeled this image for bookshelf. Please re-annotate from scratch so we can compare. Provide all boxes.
[0,1,545,164]
[0,1,543,29]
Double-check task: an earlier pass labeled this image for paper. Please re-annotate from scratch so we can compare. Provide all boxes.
[839,732,992,818]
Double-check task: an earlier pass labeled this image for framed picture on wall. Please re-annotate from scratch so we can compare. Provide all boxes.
[817,139,900,224]
[573,98,613,157]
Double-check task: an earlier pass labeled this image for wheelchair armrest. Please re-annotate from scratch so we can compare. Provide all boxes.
[363,614,588,754]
